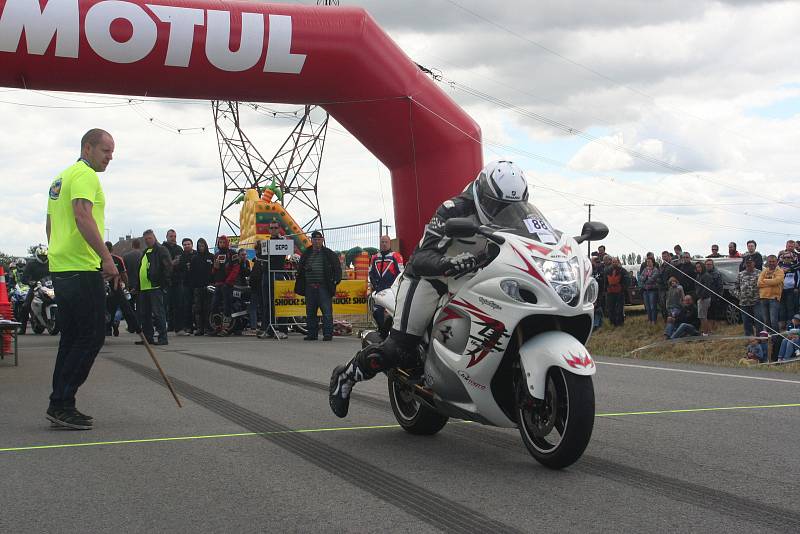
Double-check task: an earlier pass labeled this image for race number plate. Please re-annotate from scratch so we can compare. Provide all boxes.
[523,217,556,244]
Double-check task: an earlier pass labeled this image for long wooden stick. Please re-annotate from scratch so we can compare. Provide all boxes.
[138,332,182,407]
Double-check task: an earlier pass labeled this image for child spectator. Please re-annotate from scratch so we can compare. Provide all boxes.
[665,277,684,318]
[744,338,765,363]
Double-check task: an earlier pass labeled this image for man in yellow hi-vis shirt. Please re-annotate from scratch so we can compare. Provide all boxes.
[45,129,119,430]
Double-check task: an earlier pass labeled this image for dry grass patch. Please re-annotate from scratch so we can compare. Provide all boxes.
[586,310,800,374]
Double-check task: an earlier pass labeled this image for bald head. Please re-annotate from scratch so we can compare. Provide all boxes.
[80,128,114,172]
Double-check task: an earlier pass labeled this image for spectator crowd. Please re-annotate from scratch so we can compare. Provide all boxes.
[591,240,800,362]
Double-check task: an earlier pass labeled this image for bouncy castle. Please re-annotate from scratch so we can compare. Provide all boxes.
[238,188,311,253]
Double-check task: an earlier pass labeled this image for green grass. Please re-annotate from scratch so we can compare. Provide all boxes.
[586,309,800,374]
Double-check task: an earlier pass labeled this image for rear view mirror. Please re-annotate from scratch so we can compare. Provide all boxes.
[444,218,479,238]
[574,221,609,244]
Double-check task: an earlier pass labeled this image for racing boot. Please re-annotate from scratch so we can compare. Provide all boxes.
[328,359,365,418]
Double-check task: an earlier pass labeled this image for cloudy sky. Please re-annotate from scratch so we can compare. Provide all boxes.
[2,0,799,259]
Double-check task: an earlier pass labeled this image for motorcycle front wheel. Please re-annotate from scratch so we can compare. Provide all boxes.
[516,367,594,469]
[387,371,448,435]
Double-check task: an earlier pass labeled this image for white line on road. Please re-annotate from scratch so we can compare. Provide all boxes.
[597,361,800,385]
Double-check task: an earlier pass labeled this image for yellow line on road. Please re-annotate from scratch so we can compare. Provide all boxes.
[3,403,799,453]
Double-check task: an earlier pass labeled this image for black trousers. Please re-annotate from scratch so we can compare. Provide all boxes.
[49,271,106,409]
[138,289,167,343]
[106,287,139,333]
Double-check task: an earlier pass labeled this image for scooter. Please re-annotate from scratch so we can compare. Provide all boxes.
[29,278,59,335]
[366,205,608,469]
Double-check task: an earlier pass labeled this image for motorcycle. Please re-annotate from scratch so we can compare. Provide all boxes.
[207,284,251,336]
[365,203,608,469]
[29,278,59,335]
[9,283,29,326]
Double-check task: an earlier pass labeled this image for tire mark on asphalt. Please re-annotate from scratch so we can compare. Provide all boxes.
[176,351,800,532]
[109,356,521,534]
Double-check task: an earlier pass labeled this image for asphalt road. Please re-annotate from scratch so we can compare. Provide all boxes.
[1,331,799,533]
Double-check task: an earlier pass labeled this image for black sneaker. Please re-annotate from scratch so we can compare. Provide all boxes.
[304,336,318,341]
[329,365,354,418]
[46,408,92,430]
[323,336,333,341]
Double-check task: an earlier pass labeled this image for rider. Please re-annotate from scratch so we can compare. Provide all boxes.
[19,246,50,334]
[329,161,529,417]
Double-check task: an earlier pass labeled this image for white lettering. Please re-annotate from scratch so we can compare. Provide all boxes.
[147,4,203,67]
[264,14,305,74]
[85,1,157,64]
[0,0,79,57]
[205,10,263,72]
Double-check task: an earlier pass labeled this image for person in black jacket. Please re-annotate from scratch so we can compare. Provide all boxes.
[135,229,172,345]
[296,230,342,341]
[174,238,195,334]
[665,294,701,339]
[162,229,182,332]
[17,246,50,334]
[189,238,214,336]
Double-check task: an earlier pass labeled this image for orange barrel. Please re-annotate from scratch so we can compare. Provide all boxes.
[354,251,370,280]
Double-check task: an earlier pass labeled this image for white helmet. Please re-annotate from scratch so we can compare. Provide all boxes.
[34,245,48,264]
[472,160,529,224]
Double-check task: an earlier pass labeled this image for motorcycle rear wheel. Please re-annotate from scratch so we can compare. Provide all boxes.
[517,367,594,469]
[388,371,448,435]
[46,318,59,335]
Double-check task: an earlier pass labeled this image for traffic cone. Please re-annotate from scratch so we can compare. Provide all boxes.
[0,266,14,354]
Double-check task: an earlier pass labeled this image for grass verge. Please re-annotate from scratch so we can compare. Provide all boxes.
[586,308,800,374]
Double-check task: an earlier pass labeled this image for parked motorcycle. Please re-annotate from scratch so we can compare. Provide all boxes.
[9,283,29,327]
[207,284,251,335]
[29,278,59,335]
[366,203,607,469]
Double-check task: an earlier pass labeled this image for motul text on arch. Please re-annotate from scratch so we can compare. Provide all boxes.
[0,0,307,73]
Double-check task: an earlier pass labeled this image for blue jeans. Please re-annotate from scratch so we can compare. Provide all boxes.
[757,299,780,332]
[643,290,659,322]
[211,284,233,316]
[671,323,698,339]
[305,283,333,338]
[50,271,106,409]
[778,338,800,360]
[740,304,757,337]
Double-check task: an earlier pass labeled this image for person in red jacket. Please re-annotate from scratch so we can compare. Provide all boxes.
[210,235,240,331]
[368,235,404,332]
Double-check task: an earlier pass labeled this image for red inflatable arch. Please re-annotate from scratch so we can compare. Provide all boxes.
[0,0,482,258]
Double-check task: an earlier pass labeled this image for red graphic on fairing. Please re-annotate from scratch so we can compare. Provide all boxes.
[435,305,462,324]
[563,352,594,369]
[560,244,572,256]
[449,298,509,368]
[525,242,552,256]
[509,244,547,284]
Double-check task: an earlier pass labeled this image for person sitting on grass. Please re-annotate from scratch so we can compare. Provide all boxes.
[744,338,765,363]
[776,329,800,362]
[664,294,700,339]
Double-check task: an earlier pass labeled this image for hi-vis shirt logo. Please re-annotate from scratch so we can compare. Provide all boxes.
[48,178,62,200]
[0,0,307,73]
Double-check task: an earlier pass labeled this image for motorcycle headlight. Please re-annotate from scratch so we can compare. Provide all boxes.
[585,277,599,304]
[533,257,580,305]
[500,279,524,302]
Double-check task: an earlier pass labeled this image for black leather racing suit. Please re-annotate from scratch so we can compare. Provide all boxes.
[354,188,484,377]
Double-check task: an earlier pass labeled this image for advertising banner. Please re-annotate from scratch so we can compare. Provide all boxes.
[273,280,368,317]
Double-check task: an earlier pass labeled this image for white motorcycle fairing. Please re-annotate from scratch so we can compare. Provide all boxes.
[422,230,597,428]
[518,331,595,400]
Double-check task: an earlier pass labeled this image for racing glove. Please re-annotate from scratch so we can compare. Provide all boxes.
[441,252,479,277]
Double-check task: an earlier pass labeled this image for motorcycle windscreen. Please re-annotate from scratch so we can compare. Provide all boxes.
[490,202,562,245]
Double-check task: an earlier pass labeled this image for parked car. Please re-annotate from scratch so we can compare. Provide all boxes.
[712,258,744,325]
